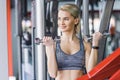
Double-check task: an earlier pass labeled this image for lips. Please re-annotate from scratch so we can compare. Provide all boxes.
[59,26,66,29]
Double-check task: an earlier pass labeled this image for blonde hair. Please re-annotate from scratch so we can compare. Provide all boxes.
[59,4,81,34]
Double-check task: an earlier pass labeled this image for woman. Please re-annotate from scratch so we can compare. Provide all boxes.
[43,4,102,80]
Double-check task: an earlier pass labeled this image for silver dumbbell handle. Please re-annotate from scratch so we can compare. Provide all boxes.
[35,38,61,45]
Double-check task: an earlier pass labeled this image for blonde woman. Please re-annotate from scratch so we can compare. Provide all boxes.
[43,4,102,80]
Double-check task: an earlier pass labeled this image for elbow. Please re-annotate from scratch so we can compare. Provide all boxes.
[50,74,57,78]
[86,68,92,73]
[86,64,96,73]
[47,67,57,78]
[49,72,57,78]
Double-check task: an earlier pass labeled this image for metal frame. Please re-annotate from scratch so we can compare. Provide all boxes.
[82,0,90,37]
[31,1,37,80]
[0,0,9,80]
[98,0,115,63]
[35,0,46,80]
[15,0,23,80]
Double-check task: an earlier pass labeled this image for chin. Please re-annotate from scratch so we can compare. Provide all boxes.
[60,29,67,32]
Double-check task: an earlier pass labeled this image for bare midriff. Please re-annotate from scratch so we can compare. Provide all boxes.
[55,70,83,80]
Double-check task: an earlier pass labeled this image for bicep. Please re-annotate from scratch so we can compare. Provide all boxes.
[83,40,91,58]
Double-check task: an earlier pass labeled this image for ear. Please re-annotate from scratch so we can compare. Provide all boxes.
[74,18,79,25]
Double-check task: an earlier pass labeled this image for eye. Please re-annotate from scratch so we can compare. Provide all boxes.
[64,17,69,21]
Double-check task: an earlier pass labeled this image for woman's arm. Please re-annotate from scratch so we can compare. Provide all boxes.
[87,45,98,72]
[84,40,91,72]
[84,32,102,72]
[43,37,58,78]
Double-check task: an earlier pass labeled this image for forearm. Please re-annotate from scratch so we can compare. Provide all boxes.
[46,45,58,78]
[86,32,102,72]
[87,49,98,72]
[87,38,99,72]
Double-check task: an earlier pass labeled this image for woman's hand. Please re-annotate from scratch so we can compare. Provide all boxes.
[92,32,102,46]
[42,36,55,46]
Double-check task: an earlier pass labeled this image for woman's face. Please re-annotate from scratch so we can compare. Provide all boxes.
[58,10,78,33]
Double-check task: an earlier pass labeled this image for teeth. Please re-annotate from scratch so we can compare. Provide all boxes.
[60,26,65,28]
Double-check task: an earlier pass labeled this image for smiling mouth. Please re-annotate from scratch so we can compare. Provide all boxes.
[59,26,66,29]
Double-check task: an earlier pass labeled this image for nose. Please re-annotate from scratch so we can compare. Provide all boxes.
[59,19,64,25]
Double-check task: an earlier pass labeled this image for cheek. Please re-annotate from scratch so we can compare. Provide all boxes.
[67,21,75,27]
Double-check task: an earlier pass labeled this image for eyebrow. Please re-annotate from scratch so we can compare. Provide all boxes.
[58,16,70,18]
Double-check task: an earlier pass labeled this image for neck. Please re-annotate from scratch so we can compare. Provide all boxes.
[61,32,77,41]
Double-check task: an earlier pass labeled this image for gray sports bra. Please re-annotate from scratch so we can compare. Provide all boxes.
[56,39,85,71]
